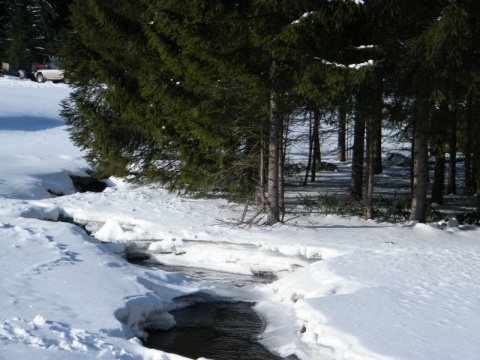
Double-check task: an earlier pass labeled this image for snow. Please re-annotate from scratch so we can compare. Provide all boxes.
[313,57,375,70]
[1,75,480,360]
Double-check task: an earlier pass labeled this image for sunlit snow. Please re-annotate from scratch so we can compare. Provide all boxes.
[1,76,479,360]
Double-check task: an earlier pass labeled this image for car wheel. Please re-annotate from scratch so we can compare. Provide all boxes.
[36,73,45,83]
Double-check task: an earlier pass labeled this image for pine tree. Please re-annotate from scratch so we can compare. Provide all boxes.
[430,101,448,205]
[62,0,268,201]
[2,0,33,66]
[0,0,7,58]
[1,0,73,64]
[143,1,269,197]
[32,0,73,57]
[405,0,480,218]
[60,0,153,180]
[350,87,366,202]
[62,0,480,224]
[336,96,349,162]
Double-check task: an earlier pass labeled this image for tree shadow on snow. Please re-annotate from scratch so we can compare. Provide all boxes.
[0,116,64,131]
[300,224,394,229]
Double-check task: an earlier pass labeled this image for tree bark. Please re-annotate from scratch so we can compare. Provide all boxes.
[373,120,383,175]
[373,71,383,175]
[430,101,448,204]
[279,114,285,221]
[365,115,375,219]
[465,93,474,193]
[447,110,457,195]
[304,112,313,186]
[473,96,480,213]
[431,151,445,205]
[258,136,266,205]
[350,108,365,201]
[266,88,282,225]
[311,109,321,182]
[410,114,429,223]
[337,101,347,162]
[476,156,480,214]
[410,125,415,191]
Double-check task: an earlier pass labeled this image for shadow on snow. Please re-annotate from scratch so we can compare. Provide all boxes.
[0,116,64,131]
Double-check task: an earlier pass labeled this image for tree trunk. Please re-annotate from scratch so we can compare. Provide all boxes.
[373,119,383,175]
[475,118,480,213]
[410,115,429,223]
[410,126,415,191]
[465,153,473,193]
[473,96,480,213]
[279,114,285,221]
[476,156,480,214]
[266,88,282,225]
[311,109,321,182]
[364,116,375,219]
[258,137,266,205]
[350,109,365,201]
[465,93,475,193]
[447,110,457,195]
[337,101,347,162]
[430,101,448,204]
[431,151,445,205]
[373,71,383,175]
[304,112,313,186]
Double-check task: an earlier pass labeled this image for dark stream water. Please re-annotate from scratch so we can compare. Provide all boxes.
[143,301,295,360]
[131,259,298,360]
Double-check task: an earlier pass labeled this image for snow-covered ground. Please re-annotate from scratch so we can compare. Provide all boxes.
[1,76,479,360]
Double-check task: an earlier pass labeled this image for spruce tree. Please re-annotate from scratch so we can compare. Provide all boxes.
[63,0,364,224]
[60,0,152,179]
[62,0,267,200]
[2,0,34,66]
[1,0,73,64]
[405,0,480,218]
[64,0,480,224]
[0,0,7,58]
[142,0,269,197]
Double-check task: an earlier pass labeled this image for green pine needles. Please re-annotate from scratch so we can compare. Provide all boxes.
[59,0,480,224]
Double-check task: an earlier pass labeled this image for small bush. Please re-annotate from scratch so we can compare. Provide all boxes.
[298,193,445,223]
[375,196,411,223]
[298,193,363,217]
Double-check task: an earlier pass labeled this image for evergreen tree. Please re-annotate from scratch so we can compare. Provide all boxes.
[143,0,269,197]
[336,96,349,162]
[1,0,73,64]
[0,0,7,58]
[405,0,480,218]
[60,0,153,181]
[62,0,370,224]
[2,0,34,66]
[61,0,480,224]
[289,1,367,199]
[62,0,267,200]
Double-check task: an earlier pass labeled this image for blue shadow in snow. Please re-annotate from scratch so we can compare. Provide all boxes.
[0,116,64,131]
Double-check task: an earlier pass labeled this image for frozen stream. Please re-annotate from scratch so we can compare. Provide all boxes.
[130,258,276,286]
[131,259,298,360]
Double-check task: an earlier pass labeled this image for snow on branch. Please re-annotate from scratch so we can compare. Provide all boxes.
[314,57,375,70]
[328,0,364,4]
[291,0,364,25]
[356,45,377,49]
[292,12,314,25]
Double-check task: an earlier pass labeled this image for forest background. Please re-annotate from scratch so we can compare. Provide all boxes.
[1,0,480,226]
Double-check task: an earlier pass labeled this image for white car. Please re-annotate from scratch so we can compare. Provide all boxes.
[34,62,64,83]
